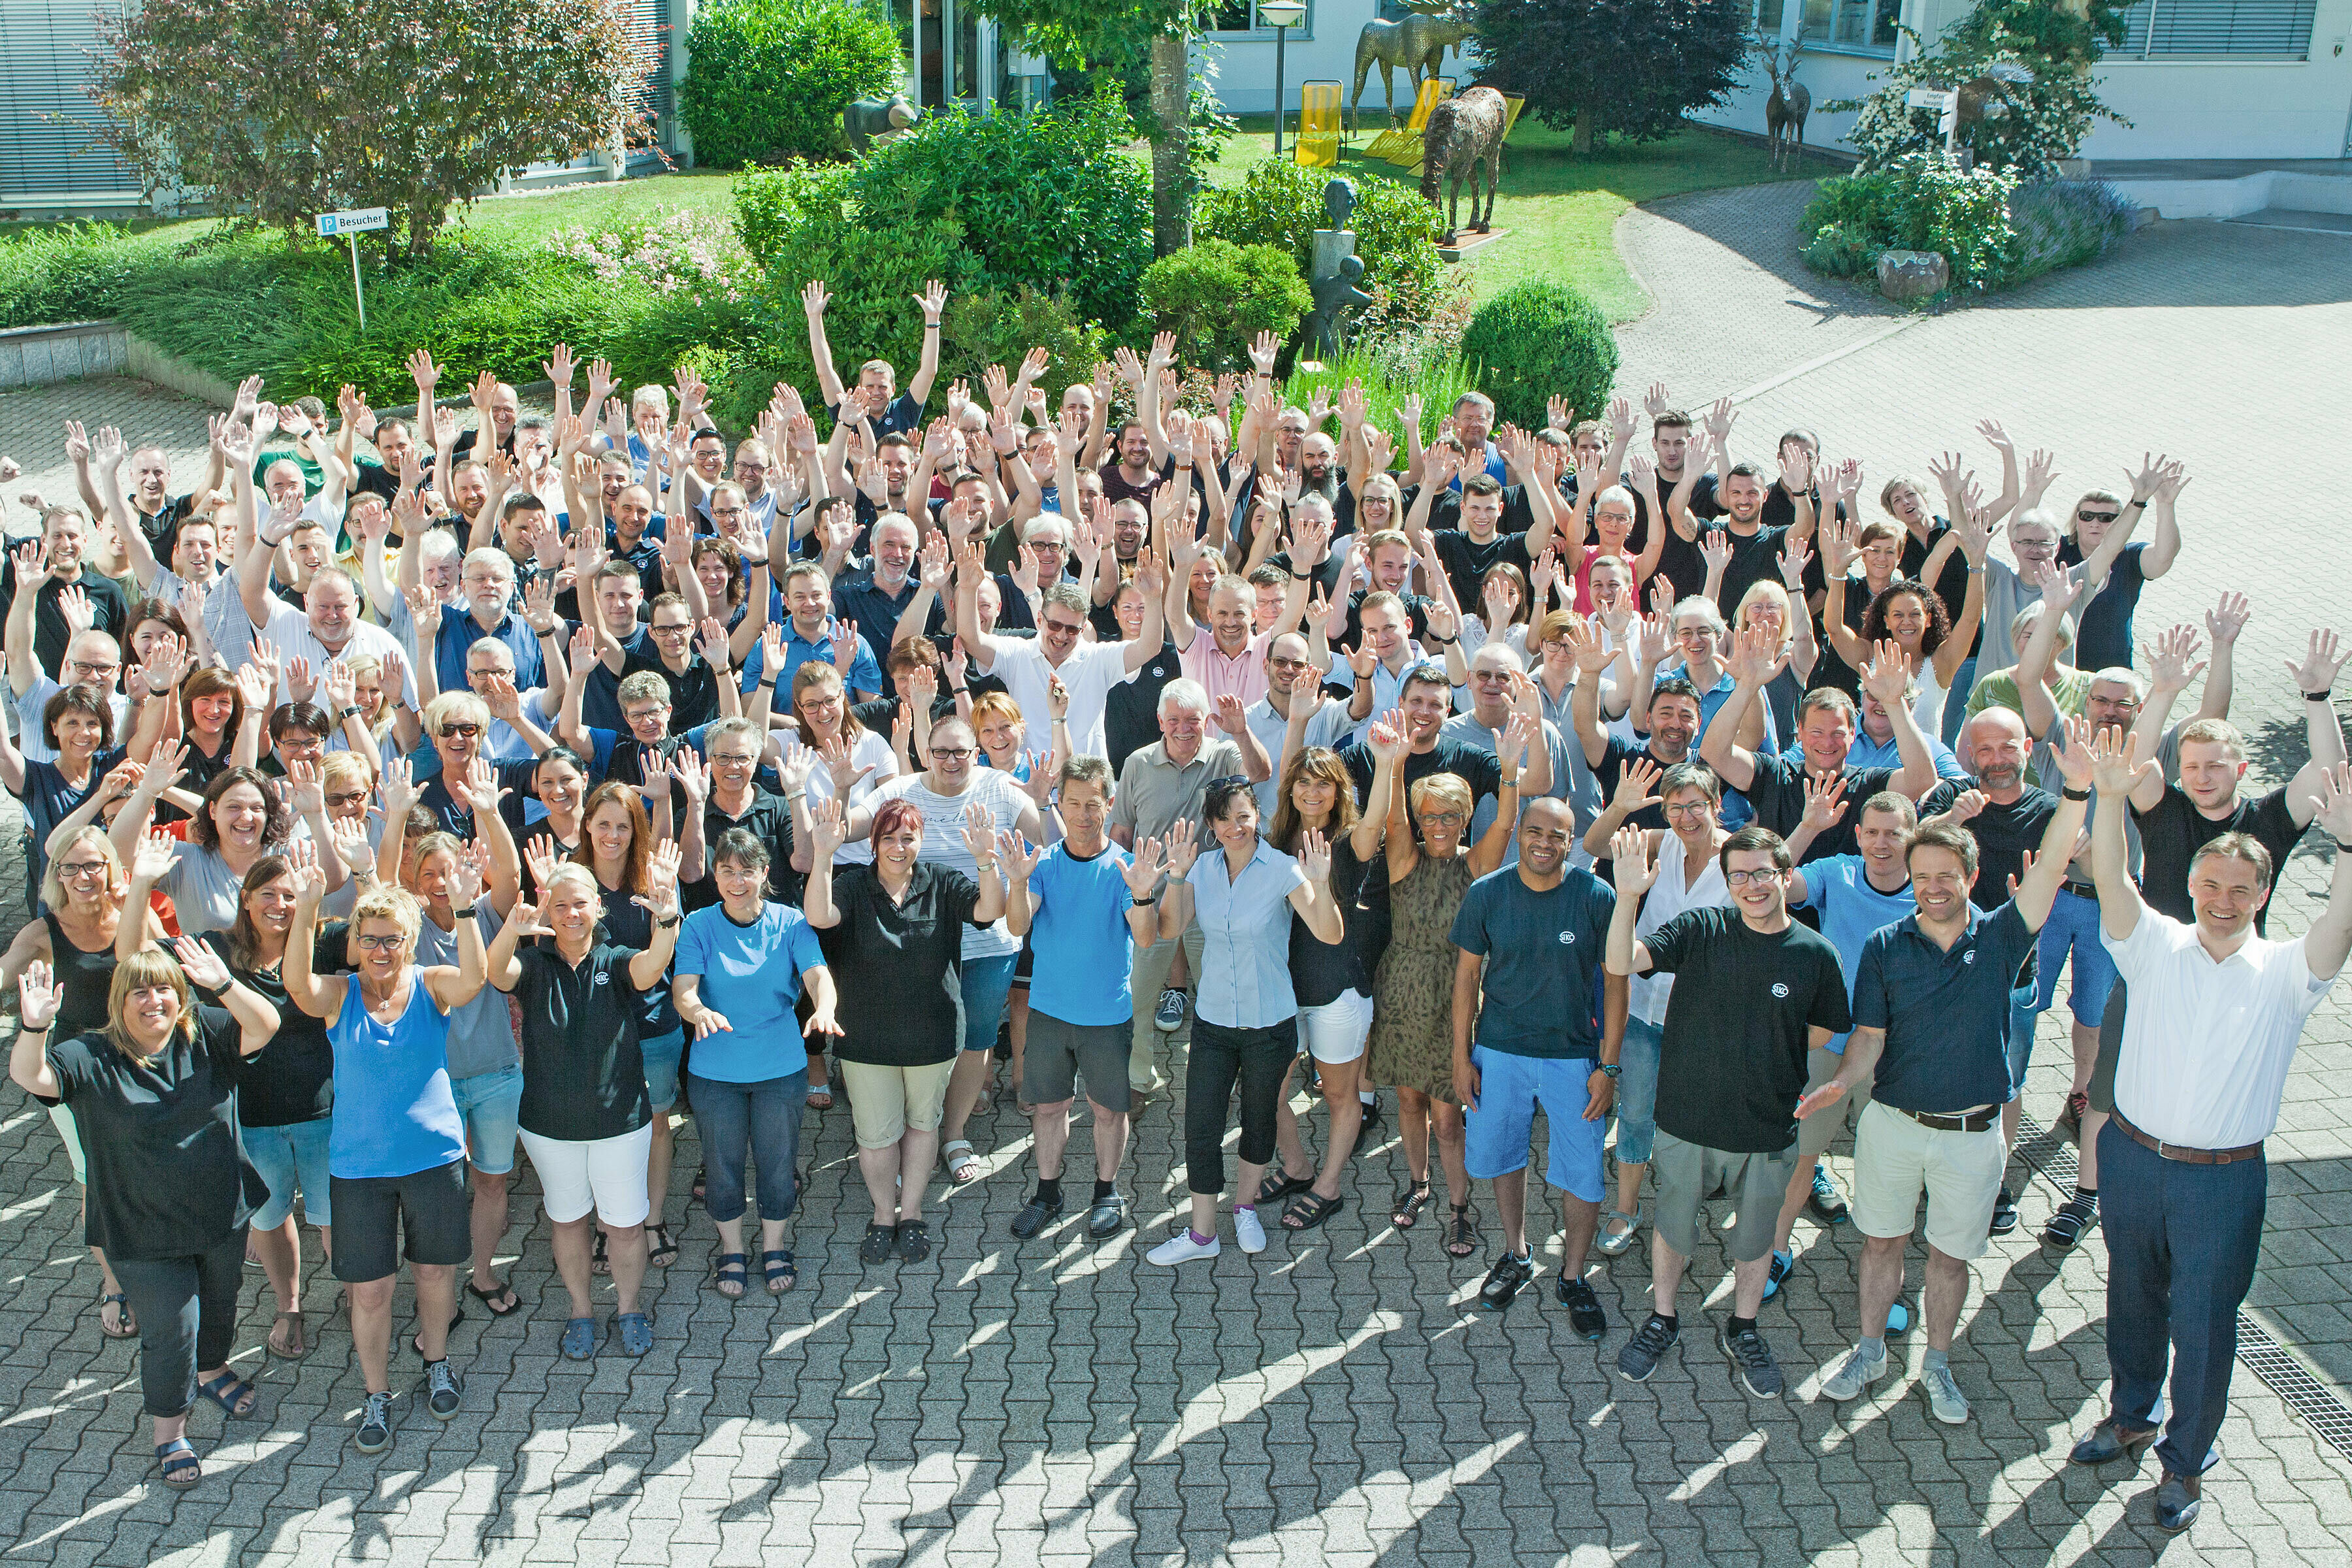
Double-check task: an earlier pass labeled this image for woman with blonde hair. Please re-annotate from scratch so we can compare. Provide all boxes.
[11,938,280,1486]
[335,653,408,774]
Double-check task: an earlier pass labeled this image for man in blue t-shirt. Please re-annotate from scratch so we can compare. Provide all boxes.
[1449,798,1623,1326]
[1002,759,1166,1241]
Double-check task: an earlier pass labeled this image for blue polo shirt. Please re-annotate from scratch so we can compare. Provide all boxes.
[1026,843,1141,1027]
[434,608,547,698]
[830,569,921,689]
[737,621,883,700]
[1449,866,1615,1060]
[1796,854,1921,1054]
[1853,902,2037,1113]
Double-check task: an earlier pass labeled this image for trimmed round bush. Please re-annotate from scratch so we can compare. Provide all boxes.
[1457,278,1616,431]
[1195,158,1442,299]
[680,0,904,168]
[1138,240,1312,374]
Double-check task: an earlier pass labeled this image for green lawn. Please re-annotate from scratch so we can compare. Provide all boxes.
[1205,117,1798,321]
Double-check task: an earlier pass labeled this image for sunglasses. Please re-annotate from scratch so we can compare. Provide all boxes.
[2076,508,2120,524]
[439,722,482,739]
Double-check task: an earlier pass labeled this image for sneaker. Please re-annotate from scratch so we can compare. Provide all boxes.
[421,1359,463,1420]
[1818,1341,1889,1402]
[1987,1186,2020,1237]
[1761,1249,1795,1303]
[1153,988,1188,1034]
[1233,1207,1268,1254]
[354,1390,394,1454]
[1146,1228,1221,1266]
[1719,1321,1784,1398]
[1010,1193,1065,1239]
[1616,1314,1680,1381]
[1556,1275,1608,1340]
[1086,1192,1127,1239]
[1808,1166,1850,1224]
[1921,1362,1970,1425]
[1479,1249,1536,1311]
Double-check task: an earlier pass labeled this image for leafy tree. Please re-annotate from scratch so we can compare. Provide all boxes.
[680,0,906,167]
[93,0,644,259]
[1467,0,1750,156]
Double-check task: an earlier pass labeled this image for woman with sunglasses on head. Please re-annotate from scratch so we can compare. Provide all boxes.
[2053,458,2184,672]
[12,936,280,1487]
[1360,717,1527,1260]
[1145,777,1348,1266]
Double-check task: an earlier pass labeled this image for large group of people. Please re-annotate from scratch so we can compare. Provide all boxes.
[2,304,2342,1538]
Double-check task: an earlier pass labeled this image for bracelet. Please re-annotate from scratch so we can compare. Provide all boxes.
[340,705,362,719]
[656,915,681,930]
[2307,691,2335,704]
[452,905,478,919]
[1132,894,1158,907]
[2061,785,2091,802]
[2129,497,2148,510]
[18,1024,48,1036]
[1288,567,1313,581]
[2337,841,2352,855]
[1965,563,1985,575]
[1428,633,1458,646]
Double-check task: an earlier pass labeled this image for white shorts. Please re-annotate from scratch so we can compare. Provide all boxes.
[1299,989,1373,1065]
[1851,1101,2006,1263]
[48,1103,84,1184]
[517,1124,655,1228]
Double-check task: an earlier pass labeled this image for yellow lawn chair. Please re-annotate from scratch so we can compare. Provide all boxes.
[1294,81,1341,168]
[1364,76,1452,163]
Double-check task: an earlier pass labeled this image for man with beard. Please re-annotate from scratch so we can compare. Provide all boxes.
[830,514,922,695]
[1409,442,1561,610]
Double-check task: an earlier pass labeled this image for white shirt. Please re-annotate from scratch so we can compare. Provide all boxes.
[255,596,419,710]
[976,635,1130,760]
[1244,693,1352,817]
[860,768,1032,960]
[805,727,899,866]
[483,687,561,761]
[2104,909,2335,1149]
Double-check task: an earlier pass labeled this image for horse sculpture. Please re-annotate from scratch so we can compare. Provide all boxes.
[1351,8,1473,133]
[1420,86,1505,246]
[1755,22,1810,171]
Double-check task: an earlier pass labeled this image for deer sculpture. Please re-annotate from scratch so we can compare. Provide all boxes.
[1350,6,1475,133]
[1756,22,1811,171]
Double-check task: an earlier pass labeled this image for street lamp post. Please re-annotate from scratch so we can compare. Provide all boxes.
[1261,1,1307,157]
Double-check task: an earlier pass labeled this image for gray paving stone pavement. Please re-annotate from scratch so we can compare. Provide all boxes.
[2,192,2351,1560]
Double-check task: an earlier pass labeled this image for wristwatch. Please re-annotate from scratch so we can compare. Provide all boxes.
[340,705,362,719]
[1598,1064,1622,1079]
[656,915,681,930]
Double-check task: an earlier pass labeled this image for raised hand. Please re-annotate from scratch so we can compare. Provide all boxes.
[960,801,999,868]
[1777,532,1813,591]
[1610,825,1658,894]
[1366,710,1407,760]
[1613,755,1663,815]
[2141,623,2206,691]
[1727,622,1781,688]
[1859,638,1915,708]
[2087,722,2155,798]
[2286,628,2347,696]
[133,827,180,882]
[639,841,684,921]
[1297,826,1332,883]
[2051,714,2097,794]
[382,758,418,824]
[994,828,1042,884]
[286,758,326,819]
[1122,836,1168,898]
[2305,761,2352,844]
[524,834,564,891]
[1802,772,1851,832]
[1698,529,1733,580]
[1500,710,1539,775]
[1163,817,1200,877]
[2205,591,2251,647]
[17,961,61,1034]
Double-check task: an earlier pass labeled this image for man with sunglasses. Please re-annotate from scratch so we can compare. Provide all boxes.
[956,540,1164,760]
[1442,643,1576,862]
[2057,459,2185,672]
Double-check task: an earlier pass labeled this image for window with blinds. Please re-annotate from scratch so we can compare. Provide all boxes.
[622,0,674,139]
[0,3,142,203]
[2115,0,2317,57]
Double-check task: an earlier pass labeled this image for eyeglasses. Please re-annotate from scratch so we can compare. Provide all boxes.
[326,789,372,810]
[439,722,482,739]
[623,708,670,725]
[710,752,760,768]
[649,622,693,637]
[1725,868,1785,886]
[1416,811,1466,827]
[1662,801,1714,817]
[355,933,406,951]
[68,659,120,679]
[2076,508,2120,524]
[929,745,974,760]
[1042,619,1086,636]
[57,860,111,881]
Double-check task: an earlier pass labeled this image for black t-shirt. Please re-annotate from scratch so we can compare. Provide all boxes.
[1703,521,1791,615]
[1920,781,2060,902]
[42,912,116,1037]
[825,860,985,1068]
[421,757,538,837]
[1335,590,1433,652]
[3,570,131,679]
[1105,638,1183,777]
[2132,783,2302,932]
[622,649,724,734]
[1404,481,1538,540]
[1288,833,1373,1007]
[1643,907,1853,1153]
[1428,529,1535,613]
[596,883,680,1037]
[203,926,350,1128]
[1627,471,1718,601]
[1590,734,1680,839]
[689,789,802,912]
[1902,519,1982,659]
[512,941,651,1142]
[44,1005,268,1259]
[1337,738,1503,817]
[1744,755,1900,862]
[1816,579,1873,699]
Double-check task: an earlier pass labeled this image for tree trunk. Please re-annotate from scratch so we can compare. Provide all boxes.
[1149,29,1192,257]
[1572,115,1593,157]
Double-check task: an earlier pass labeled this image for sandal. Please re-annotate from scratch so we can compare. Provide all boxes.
[591,1230,610,1277]
[267,1309,311,1360]
[942,1140,982,1185]
[156,1438,201,1488]
[197,1369,260,1419]
[1594,1207,1644,1257]
[859,1223,899,1265]
[646,1223,679,1268]
[1256,1169,1315,1207]
[806,1084,834,1111]
[1281,1190,1346,1232]
[896,1220,931,1263]
[2043,1194,2099,1250]
[466,1279,521,1316]
[615,1312,654,1357]
[409,1309,463,1360]
[1392,1179,1433,1230]
[692,1168,707,1205]
[710,1252,748,1298]
[97,1292,137,1339]
[1444,1203,1480,1260]
[762,1250,798,1294]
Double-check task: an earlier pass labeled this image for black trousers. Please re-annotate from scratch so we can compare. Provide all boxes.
[1184,1017,1297,1196]
[112,1227,248,1417]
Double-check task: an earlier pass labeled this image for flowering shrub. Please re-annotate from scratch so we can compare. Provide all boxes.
[547,208,757,308]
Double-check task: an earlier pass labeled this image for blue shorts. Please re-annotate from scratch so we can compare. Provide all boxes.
[960,953,1020,1054]
[246,1117,334,1230]
[1463,1045,1606,1202]
[449,1063,524,1177]
[640,1027,686,1113]
[2033,887,2118,1027]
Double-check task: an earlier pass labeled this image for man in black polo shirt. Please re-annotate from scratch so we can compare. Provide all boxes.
[1702,625,1937,860]
[1336,664,1503,814]
[1803,760,2087,1426]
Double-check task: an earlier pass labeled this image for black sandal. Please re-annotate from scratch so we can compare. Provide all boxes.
[692,1168,708,1205]
[1282,1190,1345,1232]
[409,1308,463,1358]
[466,1279,520,1316]
[896,1220,931,1262]
[1392,1179,1432,1229]
[591,1230,610,1276]
[1445,1203,1479,1259]
[859,1223,898,1265]
[1256,1169,1315,1207]
[710,1252,749,1298]
[762,1250,797,1294]
[156,1438,201,1488]
[646,1223,679,1267]
[2043,1194,2099,1250]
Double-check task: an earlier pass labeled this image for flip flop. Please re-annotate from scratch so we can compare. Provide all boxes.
[466,1279,521,1316]
[97,1292,137,1339]
[267,1309,310,1360]
[806,1085,834,1111]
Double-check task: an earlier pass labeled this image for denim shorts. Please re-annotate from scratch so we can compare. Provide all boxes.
[2033,887,2118,1026]
[1463,1045,1606,1202]
[449,1063,525,1177]
[640,1027,686,1113]
[960,953,1020,1053]
[246,1117,334,1230]
[1610,1015,1665,1168]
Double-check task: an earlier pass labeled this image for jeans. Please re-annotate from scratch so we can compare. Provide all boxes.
[112,1228,248,1417]
[1941,656,1977,747]
[2099,1119,2267,1478]
[2004,981,2040,1094]
[245,1117,334,1230]
[688,1069,807,1224]
[960,953,1020,1053]
[1612,1015,1665,1167]
[2034,888,2119,1026]
[1183,1017,1297,1196]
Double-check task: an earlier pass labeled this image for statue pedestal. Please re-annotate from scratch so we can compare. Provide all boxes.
[1437,226,1509,262]
[1310,229,1358,283]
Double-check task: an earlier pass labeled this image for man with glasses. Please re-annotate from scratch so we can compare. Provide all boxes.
[1442,644,1575,862]
[1607,825,1853,1398]
[412,635,563,765]
[1250,632,1351,817]
[957,542,1164,760]
[427,549,551,697]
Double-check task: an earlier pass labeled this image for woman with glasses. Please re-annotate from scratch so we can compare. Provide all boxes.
[674,828,841,1296]
[418,691,538,836]
[317,753,380,919]
[12,938,280,1486]
[1361,723,1526,1260]
[3,686,129,915]
[1568,476,1666,613]
[1146,777,1347,1266]
[1576,759,1729,1257]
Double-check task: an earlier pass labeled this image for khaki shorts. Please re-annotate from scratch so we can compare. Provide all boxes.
[1797,1045,1874,1159]
[1851,1100,2007,1262]
[1651,1130,1797,1266]
[840,1059,956,1149]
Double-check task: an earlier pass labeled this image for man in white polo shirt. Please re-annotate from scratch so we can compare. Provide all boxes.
[953,540,1163,757]
[2066,734,2352,1535]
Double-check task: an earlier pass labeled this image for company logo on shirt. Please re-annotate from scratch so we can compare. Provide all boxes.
[1963,949,1977,965]
[1770,981,1790,998]
[593,972,610,986]
[1558,930,1576,945]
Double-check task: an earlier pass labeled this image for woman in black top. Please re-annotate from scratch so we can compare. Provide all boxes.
[488,846,681,1361]
[10,941,280,1488]
[1258,747,1376,1231]
[804,795,1005,1267]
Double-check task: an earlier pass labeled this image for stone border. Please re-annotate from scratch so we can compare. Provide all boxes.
[0,321,128,389]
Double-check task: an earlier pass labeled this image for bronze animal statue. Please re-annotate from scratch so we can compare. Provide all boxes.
[1754,22,1810,171]
[1351,8,1473,133]
[1420,86,1505,246]
[844,91,919,155]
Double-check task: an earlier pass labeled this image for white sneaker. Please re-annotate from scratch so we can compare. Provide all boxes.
[1921,1363,1970,1425]
[1146,1229,1221,1266]
[1818,1341,1889,1402]
[1233,1207,1268,1254]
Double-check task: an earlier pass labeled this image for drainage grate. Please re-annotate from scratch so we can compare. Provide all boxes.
[2012,1113,2352,1467]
